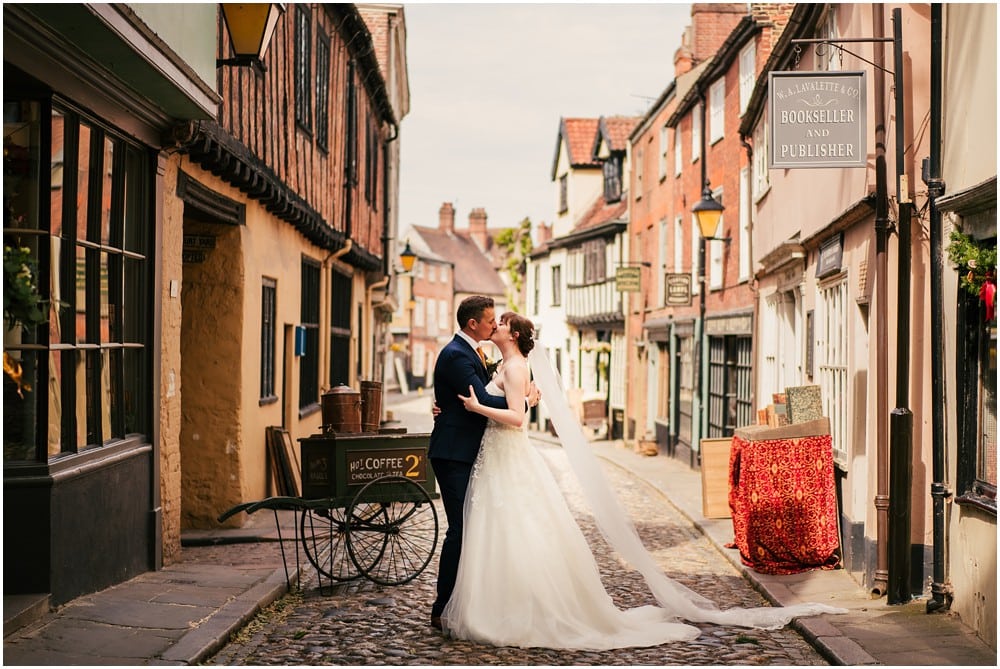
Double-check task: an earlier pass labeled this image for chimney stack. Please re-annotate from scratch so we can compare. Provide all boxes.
[536,222,552,246]
[439,202,455,234]
[468,208,489,251]
[690,3,747,63]
[674,27,694,77]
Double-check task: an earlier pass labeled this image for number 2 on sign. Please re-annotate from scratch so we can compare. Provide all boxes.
[405,454,420,478]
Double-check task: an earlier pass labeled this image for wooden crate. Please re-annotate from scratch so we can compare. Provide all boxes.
[700,438,733,519]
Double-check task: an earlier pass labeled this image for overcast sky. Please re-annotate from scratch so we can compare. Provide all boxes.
[397,2,692,237]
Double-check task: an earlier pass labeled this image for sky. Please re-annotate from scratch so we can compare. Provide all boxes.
[396,2,692,237]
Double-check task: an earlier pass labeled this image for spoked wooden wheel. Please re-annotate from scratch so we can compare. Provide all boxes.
[299,505,379,582]
[345,476,439,586]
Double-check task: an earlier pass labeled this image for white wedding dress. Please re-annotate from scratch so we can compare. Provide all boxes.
[442,381,702,650]
[441,355,846,650]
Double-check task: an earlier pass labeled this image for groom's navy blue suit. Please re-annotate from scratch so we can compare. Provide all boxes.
[429,334,507,619]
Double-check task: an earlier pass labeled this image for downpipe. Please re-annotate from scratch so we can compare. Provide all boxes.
[923,2,953,614]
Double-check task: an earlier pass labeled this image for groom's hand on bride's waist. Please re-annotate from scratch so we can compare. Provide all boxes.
[527,381,541,408]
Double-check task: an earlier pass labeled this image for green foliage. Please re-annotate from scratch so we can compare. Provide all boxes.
[3,244,46,331]
[946,230,997,297]
[494,217,534,311]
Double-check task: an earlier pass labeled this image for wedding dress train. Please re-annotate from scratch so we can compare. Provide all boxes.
[442,356,846,651]
[442,381,701,650]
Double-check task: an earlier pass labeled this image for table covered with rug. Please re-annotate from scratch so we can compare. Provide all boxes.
[728,418,842,575]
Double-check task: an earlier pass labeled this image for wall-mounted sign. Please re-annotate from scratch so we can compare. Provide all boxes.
[665,273,692,306]
[183,234,216,250]
[615,266,642,292]
[769,70,867,169]
[816,233,844,278]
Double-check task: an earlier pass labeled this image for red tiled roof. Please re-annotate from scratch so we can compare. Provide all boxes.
[574,194,628,233]
[598,116,641,154]
[411,225,506,296]
[562,117,601,167]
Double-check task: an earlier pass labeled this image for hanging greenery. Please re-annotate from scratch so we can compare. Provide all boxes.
[946,230,996,321]
[3,244,46,332]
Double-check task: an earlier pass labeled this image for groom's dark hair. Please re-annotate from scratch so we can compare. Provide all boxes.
[457,295,494,329]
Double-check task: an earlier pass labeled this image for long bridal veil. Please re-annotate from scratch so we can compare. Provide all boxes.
[526,347,846,629]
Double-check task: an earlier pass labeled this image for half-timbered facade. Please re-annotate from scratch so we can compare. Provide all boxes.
[170,4,408,539]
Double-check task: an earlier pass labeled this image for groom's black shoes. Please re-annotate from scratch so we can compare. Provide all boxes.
[430,615,443,631]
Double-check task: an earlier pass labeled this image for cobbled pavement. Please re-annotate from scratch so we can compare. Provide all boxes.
[205,441,828,666]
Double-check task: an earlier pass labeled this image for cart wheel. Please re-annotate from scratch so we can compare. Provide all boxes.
[346,476,439,586]
[300,506,369,582]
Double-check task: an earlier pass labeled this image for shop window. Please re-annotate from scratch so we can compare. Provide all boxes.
[329,268,351,387]
[295,5,312,133]
[299,258,320,410]
[260,278,277,402]
[4,101,151,462]
[315,32,330,150]
[956,236,997,513]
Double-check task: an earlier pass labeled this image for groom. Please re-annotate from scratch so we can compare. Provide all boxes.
[428,295,538,630]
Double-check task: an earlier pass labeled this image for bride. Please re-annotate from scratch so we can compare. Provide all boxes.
[444,311,844,650]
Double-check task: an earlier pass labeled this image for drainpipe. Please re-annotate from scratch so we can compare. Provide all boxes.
[923,2,953,614]
[871,3,890,598]
[695,89,709,469]
[375,121,400,388]
[887,5,913,606]
[740,134,756,410]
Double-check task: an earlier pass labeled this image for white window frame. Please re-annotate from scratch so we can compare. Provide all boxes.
[709,78,725,144]
[674,126,682,175]
[817,276,849,467]
[427,265,435,283]
[658,218,668,306]
[412,341,426,377]
[752,117,770,199]
[739,41,756,115]
[674,216,684,272]
[708,186,724,290]
[658,124,669,181]
[691,105,701,162]
[739,167,751,281]
[414,297,425,327]
[426,298,437,335]
[690,214,700,295]
[635,147,644,199]
[438,298,450,331]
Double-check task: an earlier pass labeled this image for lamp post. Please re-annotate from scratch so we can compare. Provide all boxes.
[217,3,285,71]
[691,180,725,451]
[396,240,418,390]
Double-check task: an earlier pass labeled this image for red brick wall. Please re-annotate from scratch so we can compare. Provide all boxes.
[691,3,747,62]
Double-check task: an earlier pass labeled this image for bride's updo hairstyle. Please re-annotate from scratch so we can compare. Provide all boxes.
[501,311,535,356]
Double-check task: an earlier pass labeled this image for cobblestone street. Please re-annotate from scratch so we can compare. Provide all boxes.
[208,438,827,665]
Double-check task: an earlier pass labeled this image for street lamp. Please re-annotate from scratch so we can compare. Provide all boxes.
[218,3,285,71]
[398,240,417,273]
[691,179,725,457]
[692,181,728,241]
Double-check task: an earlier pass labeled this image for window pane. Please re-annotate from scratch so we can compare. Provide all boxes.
[100,348,112,443]
[75,245,88,343]
[99,251,111,343]
[77,123,92,241]
[261,279,276,399]
[123,146,146,253]
[51,108,66,235]
[3,349,41,461]
[123,257,145,343]
[100,136,114,245]
[74,350,88,448]
[5,100,42,230]
[979,323,997,486]
[48,349,63,457]
[123,347,144,434]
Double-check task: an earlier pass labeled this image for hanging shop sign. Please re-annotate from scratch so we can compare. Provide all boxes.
[664,273,692,306]
[769,70,867,169]
[615,266,642,292]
